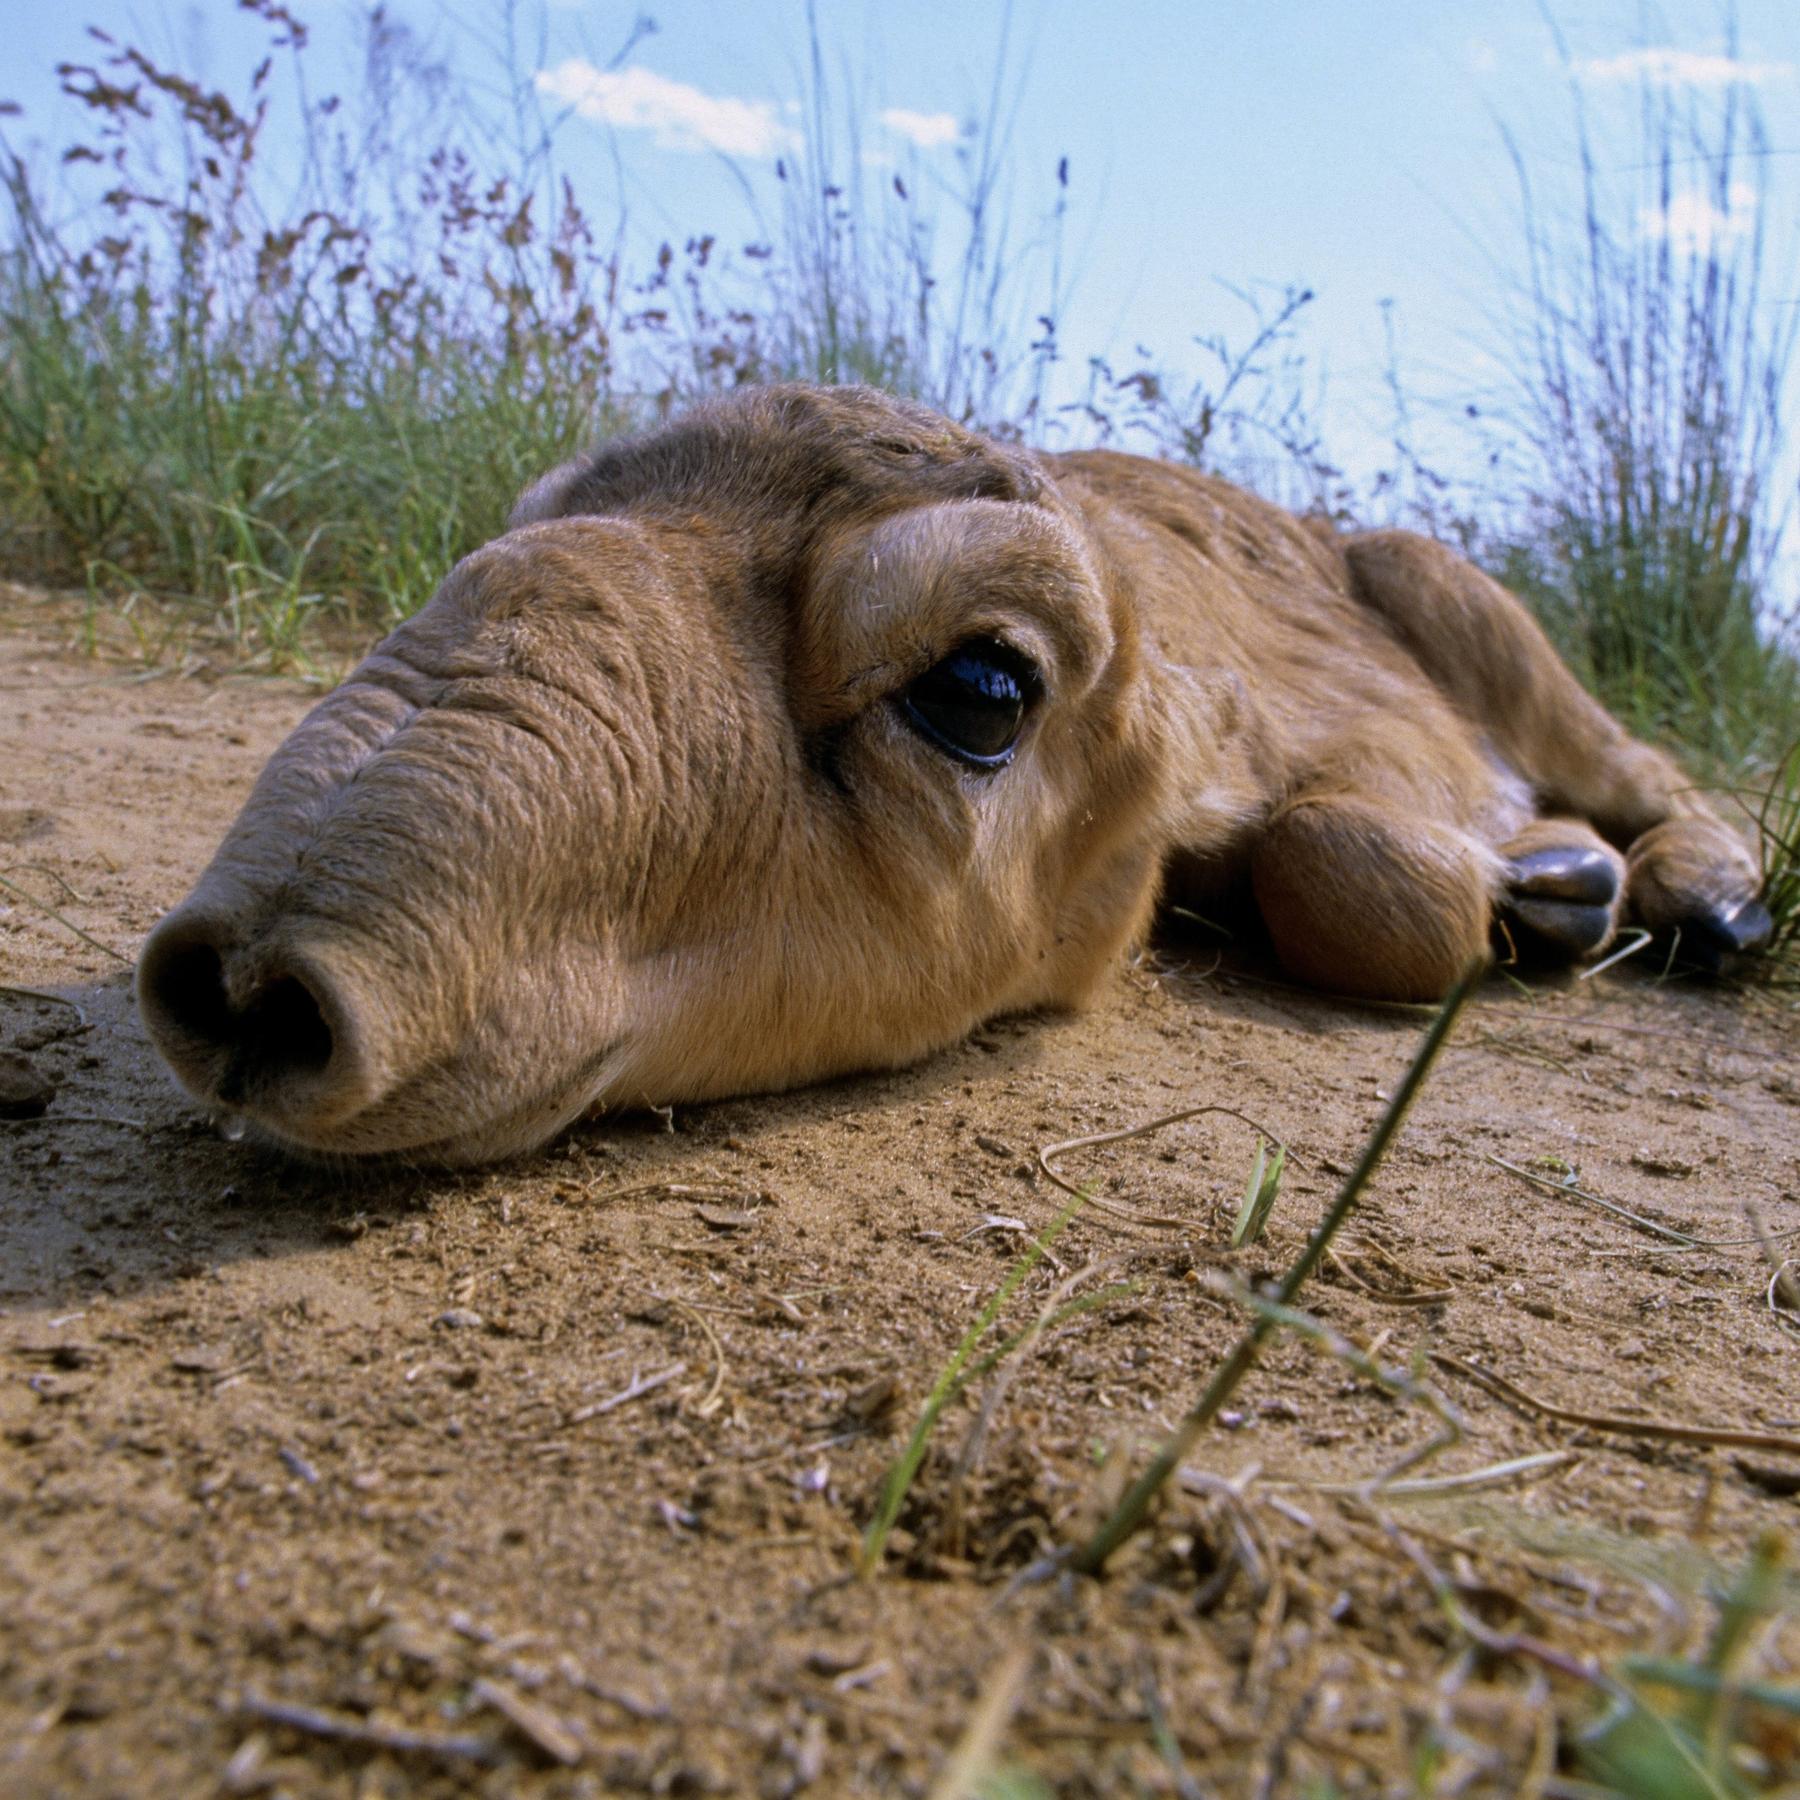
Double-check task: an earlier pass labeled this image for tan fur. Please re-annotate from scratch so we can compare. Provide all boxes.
[137,386,1766,1163]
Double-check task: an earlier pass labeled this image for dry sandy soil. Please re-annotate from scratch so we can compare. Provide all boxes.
[2,595,1797,1798]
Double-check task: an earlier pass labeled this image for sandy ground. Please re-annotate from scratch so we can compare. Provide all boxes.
[2,596,1798,1798]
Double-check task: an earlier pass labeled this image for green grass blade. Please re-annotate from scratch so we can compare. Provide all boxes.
[858,1193,1090,1574]
[1071,960,1483,1575]
[1230,1134,1285,1248]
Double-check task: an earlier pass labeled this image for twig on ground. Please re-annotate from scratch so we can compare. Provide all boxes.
[236,1692,496,1765]
[468,1676,584,1767]
[584,1177,759,1204]
[3,861,91,904]
[963,1213,1069,1273]
[1268,1449,1577,1499]
[1429,1352,1800,1455]
[1038,1104,1300,1229]
[1766,1267,1800,1340]
[0,872,130,964]
[669,1298,728,1417]
[1327,1239,1455,1305]
[565,1362,686,1425]
[1485,1154,1702,1245]
[0,985,88,1023]
[1746,1202,1800,1333]
[1577,929,1653,981]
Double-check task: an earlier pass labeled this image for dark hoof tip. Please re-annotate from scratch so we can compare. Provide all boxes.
[1507,845,1620,907]
[1500,896,1616,959]
[1672,898,1774,974]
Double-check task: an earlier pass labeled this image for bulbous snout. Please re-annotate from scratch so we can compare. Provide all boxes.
[135,512,792,1161]
[137,908,383,1140]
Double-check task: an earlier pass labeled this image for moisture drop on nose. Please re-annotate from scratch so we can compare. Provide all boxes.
[219,1113,248,1143]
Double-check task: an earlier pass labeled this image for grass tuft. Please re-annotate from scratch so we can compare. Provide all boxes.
[1230,1133,1285,1249]
[1481,34,1800,765]
[4,6,1798,779]
[1748,739,1800,978]
[1577,1532,1797,1799]
[1071,960,1484,1575]
[858,1193,1088,1576]
[0,6,1073,661]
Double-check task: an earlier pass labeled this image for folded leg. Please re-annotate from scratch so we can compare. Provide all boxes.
[1344,531,1769,970]
[1249,787,1498,1003]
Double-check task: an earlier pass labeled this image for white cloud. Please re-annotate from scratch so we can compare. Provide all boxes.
[535,60,800,158]
[1578,47,1793,88]
[1467,40,1499,75]
[879,106,960,150]
[1640,179,1758,252]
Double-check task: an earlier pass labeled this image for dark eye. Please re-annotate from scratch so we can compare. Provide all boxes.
[900,639,1040,768]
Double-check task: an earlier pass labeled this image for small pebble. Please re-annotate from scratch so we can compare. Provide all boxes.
[0,1049,55,1119]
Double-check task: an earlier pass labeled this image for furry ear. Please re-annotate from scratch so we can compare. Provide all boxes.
[508,460,589,529]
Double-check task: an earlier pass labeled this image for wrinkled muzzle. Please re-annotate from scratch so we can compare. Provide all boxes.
[135,673,583,1159]
[137,519,757,1161]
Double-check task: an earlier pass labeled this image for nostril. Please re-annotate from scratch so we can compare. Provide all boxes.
[233,974,334,1091]
[141,935,234,1056]
[140,925,339,1107]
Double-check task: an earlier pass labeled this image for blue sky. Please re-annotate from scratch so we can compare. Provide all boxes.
[8,1,1798,520]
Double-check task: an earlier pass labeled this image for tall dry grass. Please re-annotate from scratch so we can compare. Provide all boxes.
[0,3,1076,663]
[1,4,638,656]
[1481,38,1799,761]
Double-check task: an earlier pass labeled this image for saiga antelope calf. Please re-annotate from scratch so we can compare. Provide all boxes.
[138,386,1770,1163]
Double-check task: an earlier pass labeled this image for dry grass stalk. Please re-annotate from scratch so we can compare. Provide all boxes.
[0,871,130,963]
[1037,1104,1298,1230]
[924,1642,1034,1800]
[1070,962,1482,1574]
[1485,1153,1700,1246]
[1429,1352,1800,1456]
[235,1691,496,1765]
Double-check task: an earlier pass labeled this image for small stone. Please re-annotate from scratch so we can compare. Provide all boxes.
[436,1307,486,1331]
[805,1640,872,1677]
[0,1049,54,1119]
[277,1446,320,1484]
[695,1204,758,1231]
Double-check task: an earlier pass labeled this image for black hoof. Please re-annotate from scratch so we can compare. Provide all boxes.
[1501,896,1617,959]
[1501,845,1621,961]
[1670,898,1774,974]
[1506,845,1620,907]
